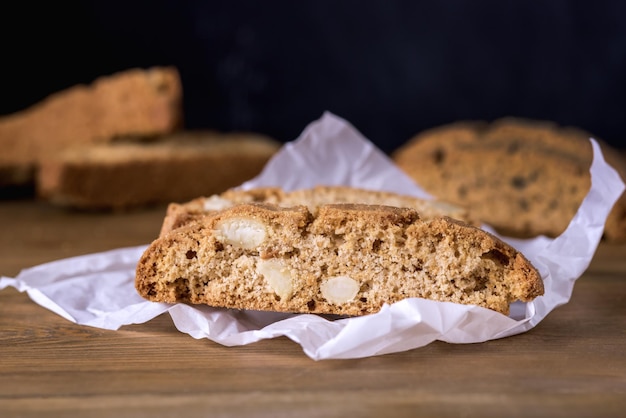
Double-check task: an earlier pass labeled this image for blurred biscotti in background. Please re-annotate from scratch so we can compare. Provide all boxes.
[392,117,626,243]
[0,67,183,188]
[37,131,280,210]
[0,67,281,209]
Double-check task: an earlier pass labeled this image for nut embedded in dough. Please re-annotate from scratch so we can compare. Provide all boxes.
[215,217,267,249]
[320,276,360,305]
[203,195,234,211]
[257,259,294,301]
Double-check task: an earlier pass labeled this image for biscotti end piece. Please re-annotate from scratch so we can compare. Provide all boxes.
[158,185,479,237]
[36,131,281,210]
[392,117,626,242]
[0,66,183,187]
[136,203,543,316]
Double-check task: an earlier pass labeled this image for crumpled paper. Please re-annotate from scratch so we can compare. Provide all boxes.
[1,112,624,360]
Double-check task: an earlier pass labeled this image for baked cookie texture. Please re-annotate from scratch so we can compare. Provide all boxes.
[136,202,543,316]
[392,117,626,242]
[159,185,479,237]
[37,131,280,209]
[0,66,182,187]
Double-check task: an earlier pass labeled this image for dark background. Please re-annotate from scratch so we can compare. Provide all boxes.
[2,0,625,154]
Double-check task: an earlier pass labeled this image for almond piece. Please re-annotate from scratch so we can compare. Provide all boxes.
[257,259,294,301]
[320,276,360,305]
[215,217,267,249]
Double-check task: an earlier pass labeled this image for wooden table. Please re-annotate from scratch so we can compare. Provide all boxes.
[1,199,624,418]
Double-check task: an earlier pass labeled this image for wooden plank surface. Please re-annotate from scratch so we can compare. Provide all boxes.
[0,199,625,418]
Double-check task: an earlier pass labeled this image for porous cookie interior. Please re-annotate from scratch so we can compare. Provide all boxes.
[137,203,542,316]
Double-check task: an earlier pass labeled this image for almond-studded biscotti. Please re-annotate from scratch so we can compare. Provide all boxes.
[159,185,479,237]
[0,66,182,187]
[392,117,626,242]
[36,131,280,209]
[136,203,543,316]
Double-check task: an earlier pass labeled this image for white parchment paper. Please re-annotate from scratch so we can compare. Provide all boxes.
[1,112,624,360]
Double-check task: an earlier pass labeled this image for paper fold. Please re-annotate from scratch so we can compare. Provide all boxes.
[1,112,624,360]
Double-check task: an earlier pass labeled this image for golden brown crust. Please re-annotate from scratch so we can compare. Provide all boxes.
[392,117,626,242]
[136,202,543,316]
[0,67,183,187]
[158,185,479,237]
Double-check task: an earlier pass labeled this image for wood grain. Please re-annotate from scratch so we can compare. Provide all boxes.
[0,199,625,418]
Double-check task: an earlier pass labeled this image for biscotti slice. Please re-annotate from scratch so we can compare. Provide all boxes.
[0,66,182,187]
[136,203,543,316]
[392,117,626,242]
[159,185,479,236]
[36,131,281,209]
